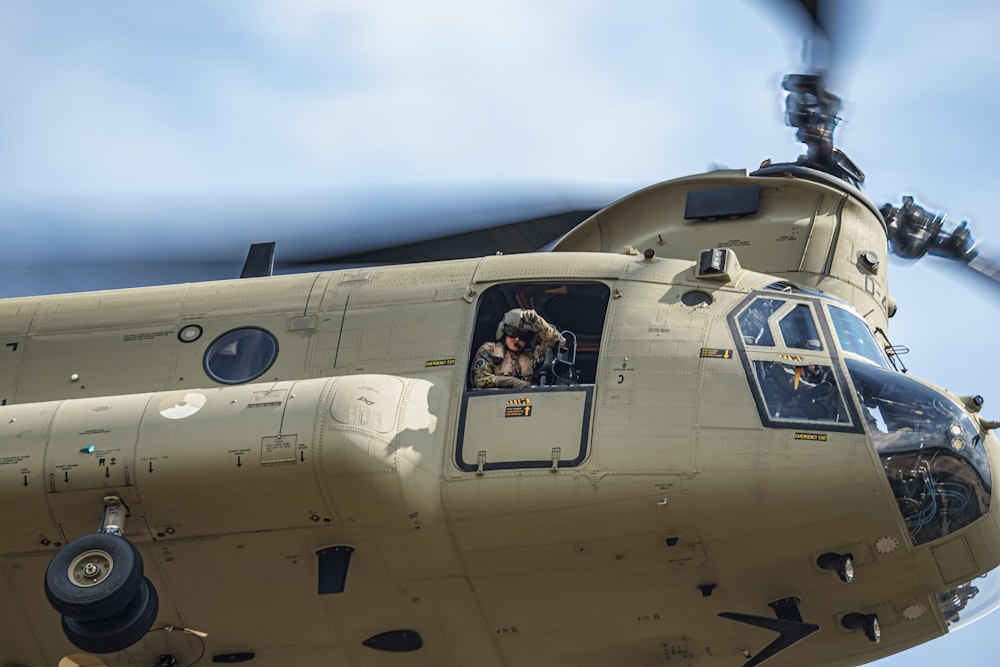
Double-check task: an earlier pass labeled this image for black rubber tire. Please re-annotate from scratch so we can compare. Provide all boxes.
[44,533,144,621]
[61,577,159,654]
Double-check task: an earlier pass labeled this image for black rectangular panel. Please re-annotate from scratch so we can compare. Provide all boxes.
[684,185,760,220]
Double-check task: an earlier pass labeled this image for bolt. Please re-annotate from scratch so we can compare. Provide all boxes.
[83,563,100,578]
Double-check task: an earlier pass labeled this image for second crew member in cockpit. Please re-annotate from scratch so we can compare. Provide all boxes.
[471,308,562,389]
[760,361,840,421]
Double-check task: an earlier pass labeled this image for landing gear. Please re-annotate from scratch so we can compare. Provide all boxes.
[61,577,159,654]
[44,496,159,653]
[44,532,144,620]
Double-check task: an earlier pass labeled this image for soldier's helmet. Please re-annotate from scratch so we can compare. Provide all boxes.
[495,309,535,346]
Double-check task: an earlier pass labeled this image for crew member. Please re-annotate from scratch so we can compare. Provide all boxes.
[471,308,562,388]
[761,361,839,420]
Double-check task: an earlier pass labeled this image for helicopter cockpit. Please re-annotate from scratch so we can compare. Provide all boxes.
[732,283,993,549]
[847,353,999,639]
[848,359,992,546]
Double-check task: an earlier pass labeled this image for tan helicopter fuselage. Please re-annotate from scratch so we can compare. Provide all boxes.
[1,169,999,666]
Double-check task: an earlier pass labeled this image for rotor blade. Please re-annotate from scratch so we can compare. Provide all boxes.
[909,247,1000,306]
[758,0,866,80]
[883,197,1000,298]
[284,208,602,268]
[0,189,616,298]
[966,252,1000,290]
[759,0,832,72]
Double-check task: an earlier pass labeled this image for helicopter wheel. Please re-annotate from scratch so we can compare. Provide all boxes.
[60,577,159,654]
[44,532,144,621]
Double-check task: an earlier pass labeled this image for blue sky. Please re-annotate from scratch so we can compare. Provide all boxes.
[2,1,1000,664]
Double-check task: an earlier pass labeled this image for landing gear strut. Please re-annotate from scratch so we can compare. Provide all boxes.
[44,496,159,653]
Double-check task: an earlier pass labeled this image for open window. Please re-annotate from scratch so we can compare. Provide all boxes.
[468,282,610,389]
[456,281,610,473]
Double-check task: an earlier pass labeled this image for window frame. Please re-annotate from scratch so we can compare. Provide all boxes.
[728,292,864,433]
[203,326,279,385]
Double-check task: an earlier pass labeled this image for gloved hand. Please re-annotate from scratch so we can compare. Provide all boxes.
[494,375,531,389]
[520,309,547,332]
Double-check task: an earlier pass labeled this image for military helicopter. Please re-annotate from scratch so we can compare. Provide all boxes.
[3,2,1000,667]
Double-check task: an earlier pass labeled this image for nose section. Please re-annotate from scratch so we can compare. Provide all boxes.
[921,422,1000,631]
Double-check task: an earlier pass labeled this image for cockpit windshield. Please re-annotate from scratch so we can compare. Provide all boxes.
[846,358,991,545]
[827,305,891,369]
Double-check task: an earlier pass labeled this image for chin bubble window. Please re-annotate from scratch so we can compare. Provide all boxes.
[203,327,278,384]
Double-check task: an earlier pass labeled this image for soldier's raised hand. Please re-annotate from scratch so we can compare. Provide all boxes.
[520,309,544,331]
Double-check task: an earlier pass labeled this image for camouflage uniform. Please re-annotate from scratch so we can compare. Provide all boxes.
[471,314,561,389]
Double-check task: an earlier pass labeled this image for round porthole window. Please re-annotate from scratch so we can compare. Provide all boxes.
[681,290,714,306]
[203,327,278,384]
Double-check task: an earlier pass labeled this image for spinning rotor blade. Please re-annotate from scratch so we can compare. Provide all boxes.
[964,253,1000,291]
[283,207,602,269]
[883,197,1000,295]
[763,0,835,73]
[0,189,613,298]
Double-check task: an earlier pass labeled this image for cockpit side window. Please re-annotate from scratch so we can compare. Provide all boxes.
[754,360,849,424]
[730,293,862,433]
[779,304,822,350]
[736,298,783,346]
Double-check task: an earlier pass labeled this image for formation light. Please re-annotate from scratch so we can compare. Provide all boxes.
[816,552,854,584]
[841,613,880,643]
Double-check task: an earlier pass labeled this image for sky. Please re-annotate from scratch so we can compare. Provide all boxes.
[2,1,1000,664]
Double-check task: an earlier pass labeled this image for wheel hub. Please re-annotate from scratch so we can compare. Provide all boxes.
[67,549,114,588]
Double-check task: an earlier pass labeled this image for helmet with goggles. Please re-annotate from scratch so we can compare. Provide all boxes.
[495,309,536,346]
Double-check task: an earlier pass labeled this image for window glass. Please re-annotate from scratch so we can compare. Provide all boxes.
[765,280,831,300]
[779,304,822,350]
[828,305,890,368]
[752,360,850,424]
[847,358,990,545]
[937,569,1000,630]
[204,327,278,384]
[736,298,783,346]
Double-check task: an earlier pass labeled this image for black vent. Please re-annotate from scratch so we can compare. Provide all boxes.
[362,629,424,652]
